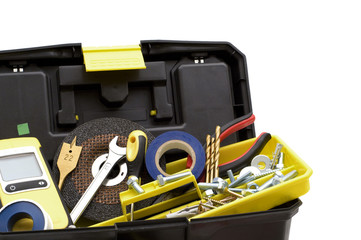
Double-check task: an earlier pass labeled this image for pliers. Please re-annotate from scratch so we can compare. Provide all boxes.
[213,113,271,177]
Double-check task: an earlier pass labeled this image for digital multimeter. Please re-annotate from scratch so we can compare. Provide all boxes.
[0,137,71,231]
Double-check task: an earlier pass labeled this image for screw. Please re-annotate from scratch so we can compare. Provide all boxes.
[200,178,243,199]
[282,170,298,181]
[226,188,247,193]
[200,202,217,209]
[127,176,144,194]
[227,170,235,182]
[197,201,205,214]
[203,197,226,206]
[202,189,216,198]
[157,171,192,186]
[276,152,284,170]
[219,196,237,203]
[198,181,227,193]
[273,169,298,186]
[233,168,282,188]
[257,171,284,191]
[271,143,283,169]
[228,169,253,188]
[198,182,219,190]
[225,189,244,199]
[228,187,257,196]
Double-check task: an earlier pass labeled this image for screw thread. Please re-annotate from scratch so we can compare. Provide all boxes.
[203,197,225,205]
[253,169,280,179]
[226,189,244,199]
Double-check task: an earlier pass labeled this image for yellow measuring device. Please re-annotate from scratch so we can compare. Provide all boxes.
[0,138,71,231]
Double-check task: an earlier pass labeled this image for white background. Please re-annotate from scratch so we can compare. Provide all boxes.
[0,1,359,239]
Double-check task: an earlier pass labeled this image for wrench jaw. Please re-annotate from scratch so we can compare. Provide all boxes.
[91,154,128,186]
[108,136,127,164]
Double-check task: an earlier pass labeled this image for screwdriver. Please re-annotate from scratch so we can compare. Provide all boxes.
[126,130,148,193]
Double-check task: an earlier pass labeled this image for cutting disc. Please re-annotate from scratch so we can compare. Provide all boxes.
[52,118,164,222]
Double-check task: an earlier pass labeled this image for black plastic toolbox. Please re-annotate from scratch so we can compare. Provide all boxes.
[0,40,303,239]
[0,199,302,240]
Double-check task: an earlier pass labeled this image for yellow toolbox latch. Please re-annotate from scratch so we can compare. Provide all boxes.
[82,45,146,72]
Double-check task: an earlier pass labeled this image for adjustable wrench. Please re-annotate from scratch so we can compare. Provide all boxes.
[70,136,126,224]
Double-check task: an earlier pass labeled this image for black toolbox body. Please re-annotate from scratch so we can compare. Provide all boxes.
[0,40,302,240]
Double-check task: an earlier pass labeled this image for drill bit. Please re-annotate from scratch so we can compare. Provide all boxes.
[209,137,215,181]
[205,135,211,183]
[214,126,221,178]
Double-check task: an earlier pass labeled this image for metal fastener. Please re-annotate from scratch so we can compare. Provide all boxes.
[228,169,253,188]
[127,176,144,194]
[202,189,216,198]
[251,155,271,172]
[276,152,284,170]
[198,182,219,190]
[282,170,298,182]
[203,197,226,206]
[227,169,235,182]
[240,166,261,176]
[271,143,283,169]
[273,169,298,186]
[237,168,282,187]
[257,171,284,191]
[157,171,192,186]
[200,179,244,199]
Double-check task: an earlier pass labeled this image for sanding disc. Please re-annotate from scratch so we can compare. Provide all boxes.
[52,118,164,222]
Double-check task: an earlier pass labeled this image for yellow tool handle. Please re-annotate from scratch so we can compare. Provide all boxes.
[126,130,148,177]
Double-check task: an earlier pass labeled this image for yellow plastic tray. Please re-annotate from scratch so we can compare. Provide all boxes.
[153,135,312,219]
[93,135,312,225]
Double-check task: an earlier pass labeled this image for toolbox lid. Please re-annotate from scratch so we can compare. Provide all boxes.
[0,40,255,161]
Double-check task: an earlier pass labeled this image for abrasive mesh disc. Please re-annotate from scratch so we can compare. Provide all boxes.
[52,118,163,222]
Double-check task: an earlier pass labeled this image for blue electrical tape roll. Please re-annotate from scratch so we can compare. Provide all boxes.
[0,200,50,232]
[145,131,206,180]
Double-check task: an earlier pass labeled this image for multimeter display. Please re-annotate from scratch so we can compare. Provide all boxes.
[0,153,43,182]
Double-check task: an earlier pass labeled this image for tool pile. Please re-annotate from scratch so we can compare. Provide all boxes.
[0,41,312,238]
[0,115,310,231]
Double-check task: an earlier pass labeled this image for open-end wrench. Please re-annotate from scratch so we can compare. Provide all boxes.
[70,136,126,224]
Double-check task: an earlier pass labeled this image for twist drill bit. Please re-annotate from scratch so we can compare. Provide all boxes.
[210,137,215,181]
[214,126,221,178]
[205,135,211,183]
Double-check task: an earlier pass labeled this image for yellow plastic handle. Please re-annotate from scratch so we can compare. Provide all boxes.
[126,130,148,177]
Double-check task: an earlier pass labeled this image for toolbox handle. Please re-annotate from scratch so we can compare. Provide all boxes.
[0,43,83,61]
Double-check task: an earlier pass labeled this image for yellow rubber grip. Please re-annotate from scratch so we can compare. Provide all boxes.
[126,130,148,178]
[126,130,147,162]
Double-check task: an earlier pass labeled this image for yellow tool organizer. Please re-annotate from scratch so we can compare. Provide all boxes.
[93,135,311,226]
[92,169,202,226]
[152,135,312,220]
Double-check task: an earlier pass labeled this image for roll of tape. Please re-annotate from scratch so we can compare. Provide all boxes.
[145,131,205,180]
[0,200,53,232]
